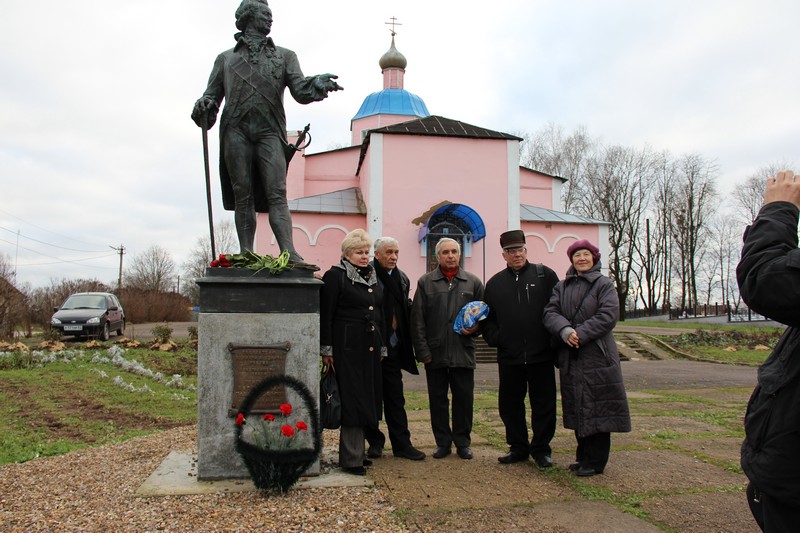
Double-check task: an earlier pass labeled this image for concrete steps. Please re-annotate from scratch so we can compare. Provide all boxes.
[614,332,670,361]
[475,336,497,364]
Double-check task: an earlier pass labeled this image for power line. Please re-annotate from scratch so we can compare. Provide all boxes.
[0,206,109,250]
[0,236,117,267]
[14,255,119,269]
[0,225,107,253]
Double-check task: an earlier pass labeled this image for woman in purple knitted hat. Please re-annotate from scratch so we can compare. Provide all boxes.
[543,239,631,476]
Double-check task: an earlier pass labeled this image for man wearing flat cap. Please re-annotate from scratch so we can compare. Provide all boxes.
[482,230,560,467]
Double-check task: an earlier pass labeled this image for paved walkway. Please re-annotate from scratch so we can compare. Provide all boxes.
[132,321,762,531]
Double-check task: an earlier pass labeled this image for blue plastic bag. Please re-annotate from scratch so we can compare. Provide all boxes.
[454,301,489,334]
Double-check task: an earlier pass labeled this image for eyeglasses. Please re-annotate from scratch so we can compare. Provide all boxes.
[503,247,526,256]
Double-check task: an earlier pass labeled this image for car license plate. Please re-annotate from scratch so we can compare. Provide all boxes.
[63,325,83,331]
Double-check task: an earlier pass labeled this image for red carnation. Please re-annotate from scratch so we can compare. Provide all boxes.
[210,259,220,267]
[281,424,295,437]
[263,413,275,421]
[296,421,308,431]
[279,403,292,416]
[218,254,227,261]
[235,413,245,426]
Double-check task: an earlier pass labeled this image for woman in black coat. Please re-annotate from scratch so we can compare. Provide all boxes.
[320,229,385,475]
[543,239,630,477]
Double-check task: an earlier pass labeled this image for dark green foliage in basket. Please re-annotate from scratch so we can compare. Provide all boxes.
[235,374,321,492]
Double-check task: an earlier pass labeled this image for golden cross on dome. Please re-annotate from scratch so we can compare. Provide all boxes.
[384,16,402,36]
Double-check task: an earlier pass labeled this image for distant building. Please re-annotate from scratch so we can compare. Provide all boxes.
[257,33,608,284]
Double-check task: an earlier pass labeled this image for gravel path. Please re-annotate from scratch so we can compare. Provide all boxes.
[0,426,406,532]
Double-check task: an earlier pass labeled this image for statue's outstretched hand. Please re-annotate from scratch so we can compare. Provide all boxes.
[314,74,343,94]
[191,98,219,129]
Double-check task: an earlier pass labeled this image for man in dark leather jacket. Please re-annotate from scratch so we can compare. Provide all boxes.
[737,169,800,531]
[365,237,426,461]
[482,230,559,467]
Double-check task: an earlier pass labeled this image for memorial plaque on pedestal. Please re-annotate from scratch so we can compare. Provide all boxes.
[229,342,291,416]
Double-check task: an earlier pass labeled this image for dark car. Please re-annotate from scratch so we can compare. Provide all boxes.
[51,292,125,341]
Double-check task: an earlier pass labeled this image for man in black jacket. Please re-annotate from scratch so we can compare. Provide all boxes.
[482,230,559,467]
[365,237,426,461]
[737,169,800,531]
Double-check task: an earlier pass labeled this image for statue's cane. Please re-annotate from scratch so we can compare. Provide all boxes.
[201,122,217,260]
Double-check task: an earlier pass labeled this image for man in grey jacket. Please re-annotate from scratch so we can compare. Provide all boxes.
[411,238,484,460]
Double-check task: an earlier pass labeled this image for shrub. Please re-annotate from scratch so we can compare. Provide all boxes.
[151,323,173,344]
[117,288,191,323]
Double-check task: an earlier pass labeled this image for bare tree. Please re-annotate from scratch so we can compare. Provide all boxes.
[630,214,668,313]
[647,152,679,313]
[581,145,656,319]
[669,154,719,314]
[182,221,238,303]
[731,161,795,224]
[520,122,596,211]
[706,212,741,309]
[125,245,176,293]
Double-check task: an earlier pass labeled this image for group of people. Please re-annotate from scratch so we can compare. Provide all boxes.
[319,228,631,478]
[318,169,799,530]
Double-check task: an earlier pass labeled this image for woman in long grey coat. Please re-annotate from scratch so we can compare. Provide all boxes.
[543,239,631,477]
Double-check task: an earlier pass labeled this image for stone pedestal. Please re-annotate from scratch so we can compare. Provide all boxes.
[196,267,322,480]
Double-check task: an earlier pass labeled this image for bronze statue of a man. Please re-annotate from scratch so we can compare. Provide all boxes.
[192,0,342,260]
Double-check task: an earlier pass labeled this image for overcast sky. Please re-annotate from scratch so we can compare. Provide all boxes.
[2,0,798,289]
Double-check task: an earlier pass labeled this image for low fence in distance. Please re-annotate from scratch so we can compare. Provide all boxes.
[626,303,768,323]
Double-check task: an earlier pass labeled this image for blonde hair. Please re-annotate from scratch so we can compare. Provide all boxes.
[341,229,372,258]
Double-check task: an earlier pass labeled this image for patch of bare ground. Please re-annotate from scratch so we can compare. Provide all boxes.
[628,414,728,436]
[407,502,663,533]
[582,449,745,495]
[0,376,184,444]
[371,447,572,510]
[642,491,760,532]
[670,436,745,464]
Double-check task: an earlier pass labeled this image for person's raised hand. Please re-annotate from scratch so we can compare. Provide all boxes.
[764,169,800,208]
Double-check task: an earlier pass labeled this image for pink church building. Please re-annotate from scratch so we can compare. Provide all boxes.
[256,35,608,286]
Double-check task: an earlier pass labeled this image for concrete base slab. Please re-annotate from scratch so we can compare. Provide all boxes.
[136,450,372,497]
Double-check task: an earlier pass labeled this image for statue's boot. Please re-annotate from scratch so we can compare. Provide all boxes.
[269,206,304,262]
[235,212,256,254]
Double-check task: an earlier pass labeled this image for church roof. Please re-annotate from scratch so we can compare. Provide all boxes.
[287,187,366,214]
[370,115,522,141]
[352,89,430,121]
[356,116,522,174]
[520,204,610,225]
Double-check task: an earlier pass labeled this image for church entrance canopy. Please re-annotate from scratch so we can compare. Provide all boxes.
[417,203,487,277]
[417,203,486,243]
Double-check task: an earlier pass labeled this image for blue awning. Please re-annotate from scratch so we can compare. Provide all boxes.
[417,204,486,242]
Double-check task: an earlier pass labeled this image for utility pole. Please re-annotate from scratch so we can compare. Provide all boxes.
[110,244,125,290]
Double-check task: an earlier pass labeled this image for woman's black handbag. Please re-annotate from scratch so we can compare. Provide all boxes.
[320,364,341,429]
